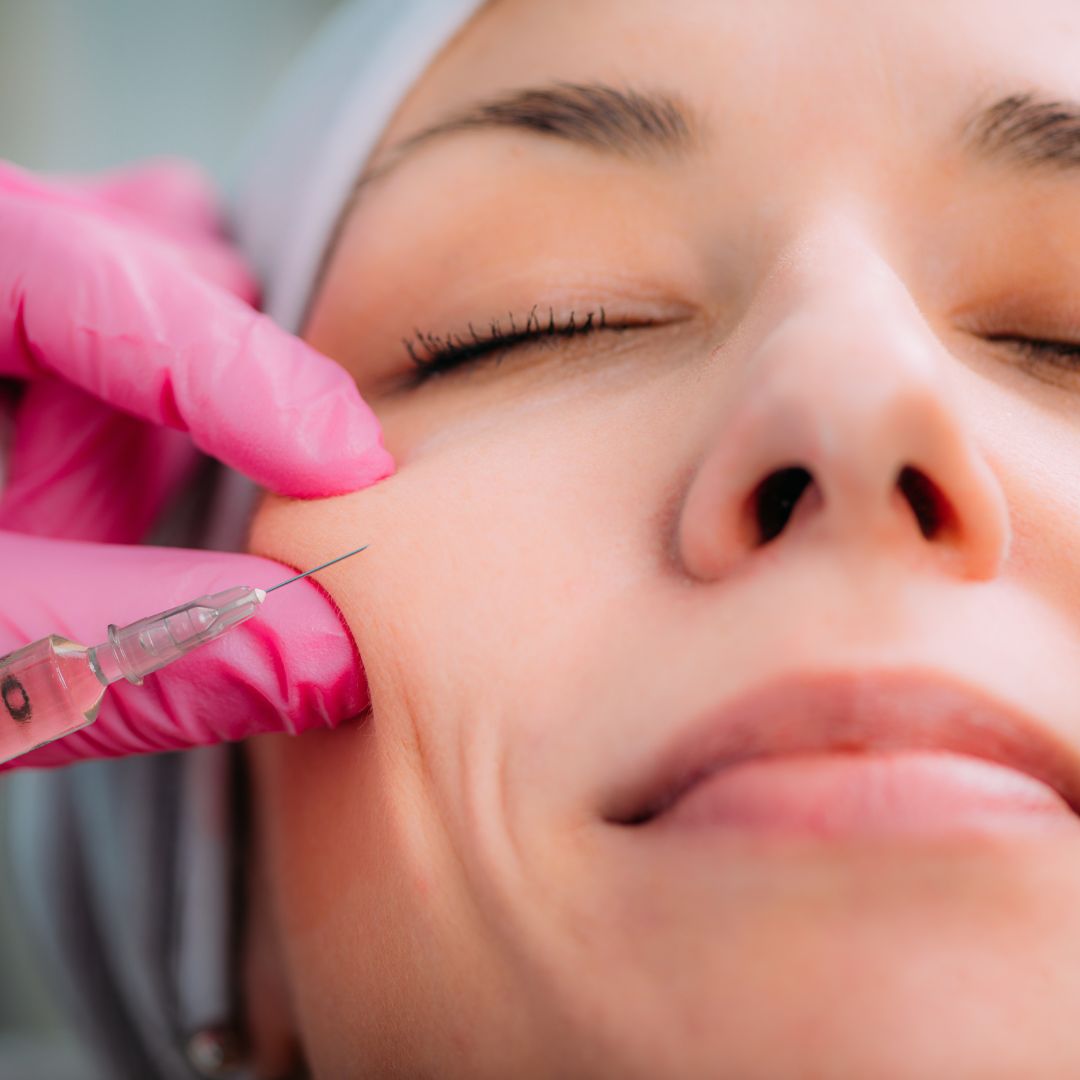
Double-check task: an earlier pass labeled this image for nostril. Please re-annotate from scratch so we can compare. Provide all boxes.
[897,465,949,540]
[753,466,813,544]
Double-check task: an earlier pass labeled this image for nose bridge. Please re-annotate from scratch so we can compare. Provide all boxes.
[748,235,948,505]
[759,217,938,393]
[676,219,1011,582]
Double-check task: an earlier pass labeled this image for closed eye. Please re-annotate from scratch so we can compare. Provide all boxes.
[404,306,620,380]
[985,332,1080,368]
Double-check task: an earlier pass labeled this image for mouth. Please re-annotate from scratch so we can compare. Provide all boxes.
[605,670,1080,839]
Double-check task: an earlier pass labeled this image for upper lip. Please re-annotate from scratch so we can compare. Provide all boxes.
[605,669,1080,825]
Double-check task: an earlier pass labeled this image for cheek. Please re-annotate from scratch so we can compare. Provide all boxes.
[251,357,695,712]
[246,363,696,849]
[244,375,696,1060]
[250,398,646,717]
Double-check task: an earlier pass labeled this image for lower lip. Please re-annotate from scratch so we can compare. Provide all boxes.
[654,752,1079,838]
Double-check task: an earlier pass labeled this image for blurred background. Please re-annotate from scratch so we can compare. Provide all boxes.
[0,0,341,179]
[0,2,343,1074]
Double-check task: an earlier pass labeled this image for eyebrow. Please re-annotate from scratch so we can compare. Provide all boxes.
[964,92,1080,170]
[360,81,700,187]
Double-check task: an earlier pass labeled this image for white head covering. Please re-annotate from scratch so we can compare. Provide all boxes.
[230,0,485,333]
[7,3,486,1078]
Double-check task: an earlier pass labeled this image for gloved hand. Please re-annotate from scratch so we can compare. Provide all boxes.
[0,158,393,767]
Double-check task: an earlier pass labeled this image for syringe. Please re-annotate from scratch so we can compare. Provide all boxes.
[0,545,368,766]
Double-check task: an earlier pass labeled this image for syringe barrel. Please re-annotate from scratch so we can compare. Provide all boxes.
[0,636,106,763]
[93,585,265,686]
[0,586,266,765]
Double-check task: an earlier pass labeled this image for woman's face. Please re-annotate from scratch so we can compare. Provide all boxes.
[247,0,1080,1074]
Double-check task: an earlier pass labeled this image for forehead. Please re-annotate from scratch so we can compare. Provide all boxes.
[375,0,1080,160]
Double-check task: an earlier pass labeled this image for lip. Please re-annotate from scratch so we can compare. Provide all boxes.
[605,670,1080,831]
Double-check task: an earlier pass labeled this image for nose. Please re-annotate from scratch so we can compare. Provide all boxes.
[676,227,1010,582]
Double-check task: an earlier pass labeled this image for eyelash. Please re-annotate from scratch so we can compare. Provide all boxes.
[404,306,611,379]
[401,310,1080,384]
[988,333,1080,369]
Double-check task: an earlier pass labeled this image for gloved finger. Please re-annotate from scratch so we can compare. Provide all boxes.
[0,172,394,497]
[67,158,223,238]
[77,161,261,301]
[0,531,367,768]
[0,378,198,544]
[158,237,260,305]
[10,160,258,304]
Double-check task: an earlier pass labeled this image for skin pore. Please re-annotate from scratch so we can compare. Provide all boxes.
[244,1,1080,1075]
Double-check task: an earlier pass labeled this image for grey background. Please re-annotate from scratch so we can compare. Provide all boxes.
[0,0,340,180]
[0,1,341,1073]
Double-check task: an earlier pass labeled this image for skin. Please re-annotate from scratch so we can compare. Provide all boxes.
[243,1,1080,1075]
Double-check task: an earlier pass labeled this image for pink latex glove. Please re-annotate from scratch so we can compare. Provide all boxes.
[0,159,394,768]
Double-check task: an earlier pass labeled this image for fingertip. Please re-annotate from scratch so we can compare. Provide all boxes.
[238,430,396,500]
[323,440,397,497]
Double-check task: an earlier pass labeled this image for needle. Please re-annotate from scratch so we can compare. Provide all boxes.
[264,545,370,593]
